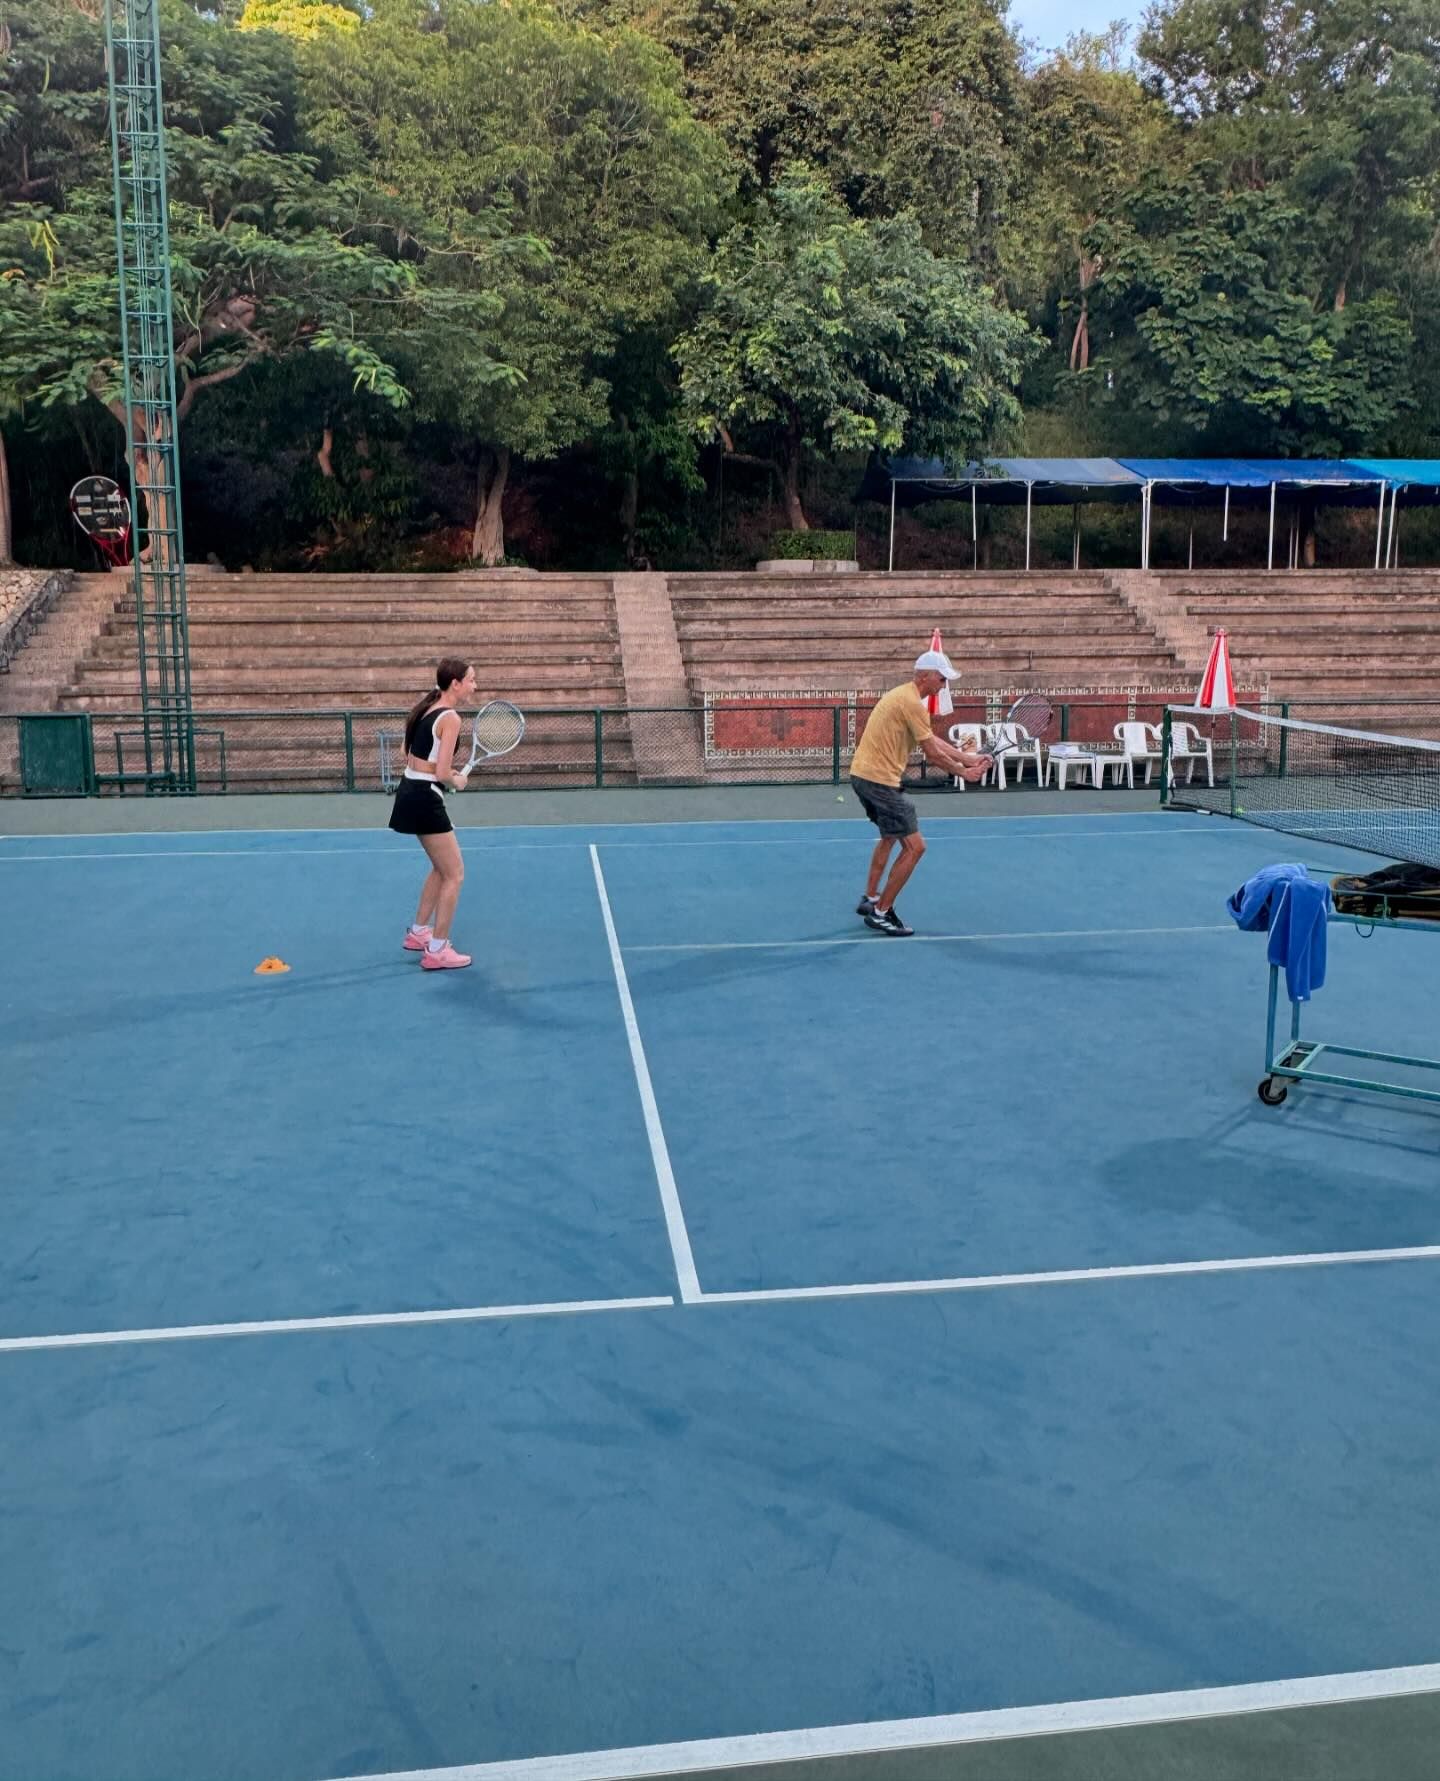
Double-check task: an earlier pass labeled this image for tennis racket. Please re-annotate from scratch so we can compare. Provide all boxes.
[69,475,132,569]
[457,700,525,779]
[982,693,1054,760]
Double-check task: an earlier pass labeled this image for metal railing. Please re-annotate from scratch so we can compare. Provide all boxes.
[5,694,1440,798]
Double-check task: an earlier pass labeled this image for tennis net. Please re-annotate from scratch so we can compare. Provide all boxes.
[1164,705,1440,868]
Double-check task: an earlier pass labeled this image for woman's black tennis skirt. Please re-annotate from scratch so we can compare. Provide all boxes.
[388,776,453,836]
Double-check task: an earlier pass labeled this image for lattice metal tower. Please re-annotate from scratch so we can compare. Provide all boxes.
[103,0,195,792]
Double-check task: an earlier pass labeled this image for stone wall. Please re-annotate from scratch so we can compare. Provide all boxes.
[0,568,72,665]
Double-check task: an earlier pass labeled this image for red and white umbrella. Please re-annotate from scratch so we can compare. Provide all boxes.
[1194,627,1236,711]
[924,627,954,716]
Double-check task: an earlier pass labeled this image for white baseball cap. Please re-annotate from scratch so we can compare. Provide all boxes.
[914,648,959,679]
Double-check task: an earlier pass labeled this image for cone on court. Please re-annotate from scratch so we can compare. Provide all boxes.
[253,956,291,975]
[1193,627,1236,711]
[924,626,954,717]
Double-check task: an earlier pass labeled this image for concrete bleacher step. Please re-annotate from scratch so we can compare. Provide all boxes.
[78,572,615,597]
[85,644,624,671]
[69,662,620,693]
[110,602,616,629]
[94,619,618,649]
[59,687,627,717]
[677,616,1159,640]
[671,572,1114,594]
[684,638,1175,662]
[673,594,1128,617]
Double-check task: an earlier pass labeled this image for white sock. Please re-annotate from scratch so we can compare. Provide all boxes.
[427,936,448,953]
[410,922,431,935]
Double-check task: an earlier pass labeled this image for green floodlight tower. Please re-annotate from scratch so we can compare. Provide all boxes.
[103,0,195,792]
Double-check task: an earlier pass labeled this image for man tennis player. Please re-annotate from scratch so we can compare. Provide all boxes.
[851,648,990,936]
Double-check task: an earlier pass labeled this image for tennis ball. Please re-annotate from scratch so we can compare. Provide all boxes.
[1236,805,1246,814]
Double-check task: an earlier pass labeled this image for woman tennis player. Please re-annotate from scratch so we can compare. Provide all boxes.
[389,657,476,970]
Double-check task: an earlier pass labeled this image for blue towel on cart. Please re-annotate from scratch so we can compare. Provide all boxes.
[1228,865,1331,1003]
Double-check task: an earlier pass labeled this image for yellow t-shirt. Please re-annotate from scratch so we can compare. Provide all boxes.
[849,682,933,788]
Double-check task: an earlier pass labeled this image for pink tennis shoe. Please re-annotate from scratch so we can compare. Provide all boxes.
[421,942,472,970]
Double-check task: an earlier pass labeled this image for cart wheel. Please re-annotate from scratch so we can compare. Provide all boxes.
[1257,1077,1288,1106]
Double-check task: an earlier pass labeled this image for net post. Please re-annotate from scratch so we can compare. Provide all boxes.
[1059,702,1069,742]
[343,713,355,792]
[1160,707,1171,807]
[831,703,841,784]
[1277,703,1289,780]
[1228,712,1238,817]
[594,709,604,788]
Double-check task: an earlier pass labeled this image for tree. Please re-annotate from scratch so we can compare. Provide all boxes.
[1086,167,1415,451]
[579,0,1024,264]
[1010,28,1169,371]
[299,0,726,562]
[1138,0,1440,314]
[0,0,421,556]
[675,170,1033,529]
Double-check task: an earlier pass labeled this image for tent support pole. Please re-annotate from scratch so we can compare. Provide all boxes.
[888,478,896,573]
[971,486,977,571]
[1387,489,1400,568]
[1223,486,1230,542]
[1072,502,1080,570]
[1025,482,1033,572]
[1267,483,1276,570]
[1374,484,1387,569]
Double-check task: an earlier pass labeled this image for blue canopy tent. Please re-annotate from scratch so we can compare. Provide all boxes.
[860,456,1145,570]
[862,455,1440,570]
[1348,462,1440,569]
[1116,459,1386,570]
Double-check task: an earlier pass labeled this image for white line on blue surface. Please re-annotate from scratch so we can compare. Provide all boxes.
[0,1296,675,1355]
[590,843,702,1303]
[0,829,1251,863]
[327,1662,1440,1779]
[5,1245,1439,1355]
[0,810,1188,842]
[698,1245,1440,1305]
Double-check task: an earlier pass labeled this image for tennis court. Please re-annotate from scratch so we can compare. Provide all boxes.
[3,783,1440,1781]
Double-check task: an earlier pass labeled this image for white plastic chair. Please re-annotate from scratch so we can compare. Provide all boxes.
[1114,721,1163,786]
[947,722,991,791]
[1169,720,1215,788]
[984,721,1043,789]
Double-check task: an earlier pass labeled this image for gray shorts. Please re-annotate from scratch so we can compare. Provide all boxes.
[851,775,918,838]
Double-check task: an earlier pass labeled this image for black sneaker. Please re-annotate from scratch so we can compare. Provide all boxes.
[856,894,878,917]
[864,907,914,937]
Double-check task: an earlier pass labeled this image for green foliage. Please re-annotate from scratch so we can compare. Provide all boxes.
[676,170,1032,525]
[1088,169,1416,451]
[768,529,855,559]
[576,0,1023,263]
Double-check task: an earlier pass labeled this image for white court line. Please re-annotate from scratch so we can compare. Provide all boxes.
[0,830,1245,864]
[590,844,702,1304]
[329,1663,1440,1780]
[0,810,1185,842]
[0,1295,674,1355]
[6,1245,1437,1355]
[697,1244,1440,1306]
[0,847,418,863]
[629,923,1235,953]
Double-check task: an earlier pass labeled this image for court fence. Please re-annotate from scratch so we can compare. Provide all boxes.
[2,692,1437,798]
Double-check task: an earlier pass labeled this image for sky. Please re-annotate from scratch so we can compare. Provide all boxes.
[1006,0,1136,56]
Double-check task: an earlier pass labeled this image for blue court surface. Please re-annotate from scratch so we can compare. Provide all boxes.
[3,805,1440,1781]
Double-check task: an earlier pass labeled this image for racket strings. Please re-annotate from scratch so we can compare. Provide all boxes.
[471,702,525,757]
